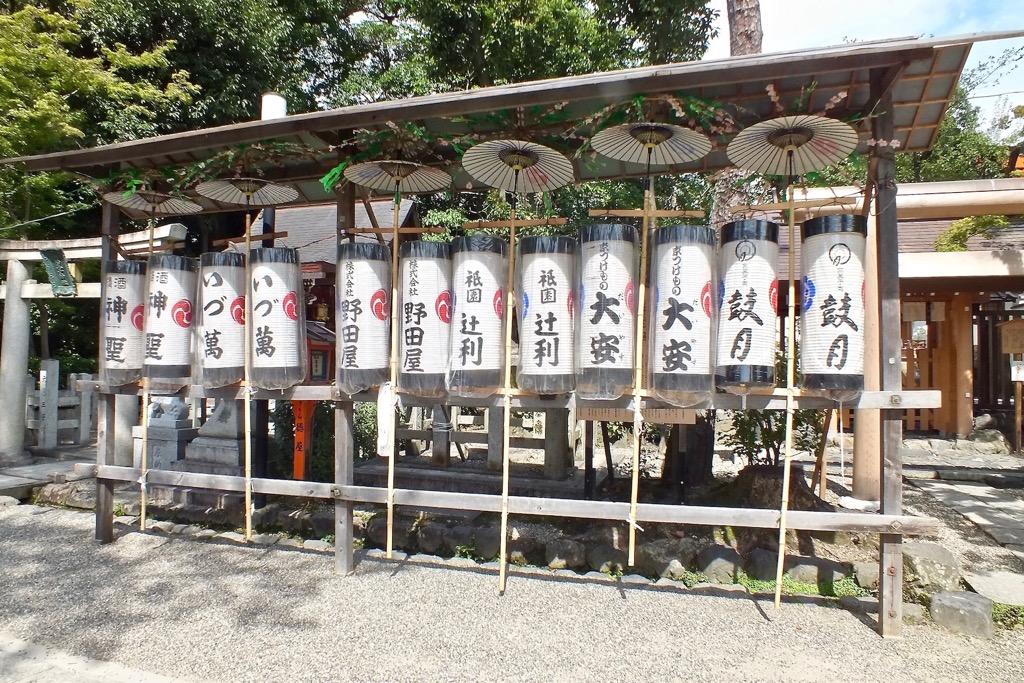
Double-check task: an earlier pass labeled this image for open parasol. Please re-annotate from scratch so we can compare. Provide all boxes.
[343,159,452,559]
[193,176,299,540]
[726,113,859,608]
[100,189,202,533]
[589,122,712,566]
[461,139,572,592]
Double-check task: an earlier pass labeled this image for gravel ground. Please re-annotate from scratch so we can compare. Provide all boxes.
[2,505,1024,682]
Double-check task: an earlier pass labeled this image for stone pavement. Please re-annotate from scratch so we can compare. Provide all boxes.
[910,479,1024,564]
[0,631,189,682]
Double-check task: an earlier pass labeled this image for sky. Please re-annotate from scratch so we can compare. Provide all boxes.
[703,0,1024,139]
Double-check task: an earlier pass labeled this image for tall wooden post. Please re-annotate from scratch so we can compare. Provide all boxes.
[873,82,904,637]
[96,201,120,543]
[335,181,357,574]
[853,204,881,502]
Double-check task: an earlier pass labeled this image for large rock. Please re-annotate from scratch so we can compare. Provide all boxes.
[310,508,334,539]
[786,556,847,585]
[974,413,998,431]
[545,539,586,569]
[930,591,994,639]
[588,543,627,574]
[903,541,961,594]
[473,526,501,561]
[745,548,779,581]
[853,561,880,590]
[959,429,1011,455]
[442,525,474,554]
[417,523,445,554]
[696,545,741,584]
[635,538,699,579]
[366,515,415,550]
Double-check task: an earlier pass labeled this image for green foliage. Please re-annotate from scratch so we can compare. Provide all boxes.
[933,215,1010,252]
[270,400,379,481]
[896,87,1007,183]
[993,602,1024,630]
[721,352,825,467]
[735,569,869,598]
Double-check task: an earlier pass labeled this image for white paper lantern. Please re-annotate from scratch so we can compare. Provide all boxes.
[649,225,717,407]
[715,220,779,393]
[143,255,198,391]
[249,248,306,390]
[399,241,452,398]
[100,260,147,386]
[336,242,391,395]
[517,236,576,394]
[800,214,867,399]
[198,252,246,387]
[576,224,638,400]
[448,236,508,397]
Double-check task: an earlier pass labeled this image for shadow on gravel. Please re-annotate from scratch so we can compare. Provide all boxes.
[0,508,328,663]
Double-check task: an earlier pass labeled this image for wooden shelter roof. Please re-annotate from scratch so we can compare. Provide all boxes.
[3,30,1023,214]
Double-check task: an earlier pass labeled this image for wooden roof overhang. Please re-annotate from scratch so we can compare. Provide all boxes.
[4,31,1023,217]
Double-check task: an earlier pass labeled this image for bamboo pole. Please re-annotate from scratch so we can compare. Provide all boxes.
[385,188,401,558]
[498,203,518,594]
[774,168,800,608]
[243,198,254,540]
[627,179,653,566]
[139,211,156,531]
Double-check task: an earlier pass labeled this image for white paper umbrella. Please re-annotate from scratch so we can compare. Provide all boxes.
[102,190,202,216]
[726,114,858,176]
[462,140,574,194]
[194,177,299,207]
[344,160,451,196]
[592,123,712,167]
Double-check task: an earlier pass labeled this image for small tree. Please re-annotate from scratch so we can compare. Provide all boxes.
[721,352,825,467]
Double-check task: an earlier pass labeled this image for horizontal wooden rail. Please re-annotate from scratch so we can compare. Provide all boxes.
[397,428,544,449]
[79,465,937,536]
[77,380,942,412]
[462,218,569,229]
[588,209,705,218]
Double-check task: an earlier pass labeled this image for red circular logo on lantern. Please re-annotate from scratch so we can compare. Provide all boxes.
[567,289,574,317]
[171,300,192,328]
[493,290,503,319]
[131,304,145,331]
[230,297,245,325]
[283,291,299,321]
[370,289,388,321]
[769,280,779,314]
[435,290,452,324]
[625,280,635,313]
[701,281,713,317]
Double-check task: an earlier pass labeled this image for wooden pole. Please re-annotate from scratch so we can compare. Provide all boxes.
[774,168,800,609]
[139,210,157,531]
[335,181,357,574]
[96,201,119,543]
[627,179,653,566]
[873,84,905,637]
[386,189,401,558]
[243,201,254,539]
[1015,356,1021,454]
[498,203,518,594]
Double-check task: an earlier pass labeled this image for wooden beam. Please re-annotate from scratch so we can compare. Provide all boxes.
[77,464,939,536]
[211,231,289,246]
[5,46,937,173]
[588,209,705,218]
[462,218,569,229]
[873,87,905,638]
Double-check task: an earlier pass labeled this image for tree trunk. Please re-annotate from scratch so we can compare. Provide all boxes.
[726,0,763,56]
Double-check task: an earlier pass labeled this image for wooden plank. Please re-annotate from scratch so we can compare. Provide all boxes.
[874,85,904,638]
[336,401,355,573]
[81,380,943,411]
[462,218,568,229]
[79,464,939,536]
[349,227,445,234]
[211,231,288,246]
[587,209,705,218]
[396,429,544,449]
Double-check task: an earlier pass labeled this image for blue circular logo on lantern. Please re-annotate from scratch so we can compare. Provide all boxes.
[718,279,725,310]
[802,276,815,313]
[521,291,530,320]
